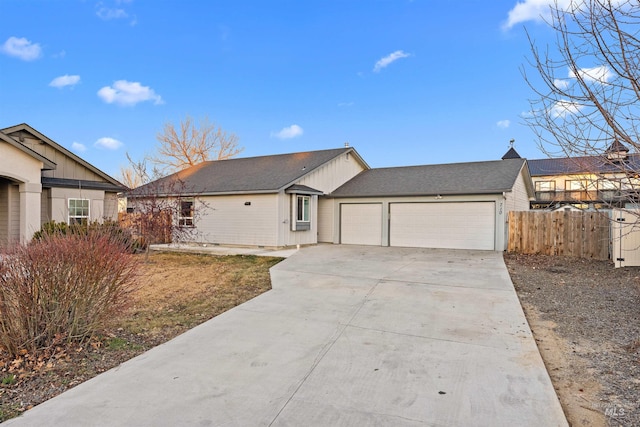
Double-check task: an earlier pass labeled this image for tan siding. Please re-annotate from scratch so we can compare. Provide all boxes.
[48,187,106,223]
[9,184,19,242]
[297,151,365,193]
[41,188,51,225]
[278,193,318,246]
[317,197,334,242]
[103,192,119,220]
[22,136,104,182]
[0,181,8,244]
[505,171,531,212]
[196,194,279,246]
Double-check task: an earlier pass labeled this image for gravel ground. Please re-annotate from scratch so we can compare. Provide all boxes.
[504,253,640,427]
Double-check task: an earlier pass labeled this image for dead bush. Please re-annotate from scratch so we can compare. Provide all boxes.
[0,231,139,357]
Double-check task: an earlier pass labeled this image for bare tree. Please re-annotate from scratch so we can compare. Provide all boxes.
[123,174,208,260]
[119,154,158,189]
[152,114,243,173]
[523,0,640,206]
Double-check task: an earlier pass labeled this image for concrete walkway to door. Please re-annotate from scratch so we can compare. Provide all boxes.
[5,245,567,426]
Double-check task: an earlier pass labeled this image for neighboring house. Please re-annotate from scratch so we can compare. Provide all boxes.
[0,124,126,244]
[128,147,533,251]
[528,141,640,211]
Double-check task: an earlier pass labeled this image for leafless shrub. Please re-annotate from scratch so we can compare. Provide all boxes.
[0,230,139,357]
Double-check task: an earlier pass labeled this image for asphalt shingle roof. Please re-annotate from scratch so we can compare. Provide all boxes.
[130,147,354,196]
[330,158,527,198]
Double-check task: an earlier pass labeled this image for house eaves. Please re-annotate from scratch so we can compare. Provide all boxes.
[41,177,125,192]
[0,130,57,170]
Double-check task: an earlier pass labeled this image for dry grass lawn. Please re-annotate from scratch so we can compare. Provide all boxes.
[0,251,282,421]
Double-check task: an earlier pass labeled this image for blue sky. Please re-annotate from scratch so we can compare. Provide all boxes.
[1,0,564,178]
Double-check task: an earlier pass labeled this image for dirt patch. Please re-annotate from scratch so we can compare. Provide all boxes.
[0,252,282,422]
[504,253,640,426]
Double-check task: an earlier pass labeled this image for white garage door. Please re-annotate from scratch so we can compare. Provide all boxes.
[340,203,382,245]
[390,202,495,250]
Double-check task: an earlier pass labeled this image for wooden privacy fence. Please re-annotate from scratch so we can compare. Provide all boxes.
[508,211,610,260]
[118,211,173,244]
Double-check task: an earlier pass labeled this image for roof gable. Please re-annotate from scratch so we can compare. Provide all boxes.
[131,147,366,196]
[330,158,527,197]
[1,123,124,189]
[0,130,56,170]
[501,147,521,160]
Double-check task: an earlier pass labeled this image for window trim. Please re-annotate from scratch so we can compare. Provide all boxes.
[297,195,310,223]
[178,198,194,227]
[68,198,90,225]
[291,194,312,231]
[534,180,556,192]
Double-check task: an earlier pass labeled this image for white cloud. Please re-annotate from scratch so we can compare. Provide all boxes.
[373,50,411,73]
[71,142,87,152]
[96,1,137,26]
[1,36,42,61]
[96,6,128,20]
[503,0,629,29]
[271,124,304,139]
[95,137,123,150]
[338,101,355,107]
[49,74,81,88]
[497,120,511,129]
[503,0,574,29]
[568,65,612,84]
[549,99,584,118]
[97,80,163,106]
[553,78,570,90]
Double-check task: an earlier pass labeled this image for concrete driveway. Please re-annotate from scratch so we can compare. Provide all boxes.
[6,245,567,426]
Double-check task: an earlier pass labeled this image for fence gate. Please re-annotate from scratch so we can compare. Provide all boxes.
[612,209,640,268]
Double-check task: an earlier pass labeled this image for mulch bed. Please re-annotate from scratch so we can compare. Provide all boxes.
[504,253,640,426]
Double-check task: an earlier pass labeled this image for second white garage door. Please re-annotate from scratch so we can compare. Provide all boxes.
[390,202,495,250]
[340,203,383,245]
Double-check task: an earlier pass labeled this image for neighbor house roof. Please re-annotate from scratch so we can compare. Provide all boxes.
[330,158,528,198]
[129,147,368,197]
[528,154,640,176]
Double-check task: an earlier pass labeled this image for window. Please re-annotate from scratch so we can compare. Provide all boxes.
[297,195,310,222]
[291,194,311,231]
[68,199,89,225]
[565,180,590,190]
[535,181,556,192]
[179,199,194,226]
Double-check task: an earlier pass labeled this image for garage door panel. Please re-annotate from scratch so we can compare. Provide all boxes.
[341,204,382,246]
[390,202,495,250]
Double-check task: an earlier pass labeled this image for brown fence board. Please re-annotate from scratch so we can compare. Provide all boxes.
[507,211,610,260]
